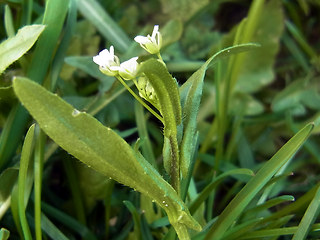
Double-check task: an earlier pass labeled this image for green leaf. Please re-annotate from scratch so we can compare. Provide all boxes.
[237,224,320,239]
[161,19,184,48]
[222,218,263,240]
[205,123,314,240]
[292,185,320,240]
[0,24,45,74]
[0,228,10,240]
[234,0,284,93]
[124,201,142,240]
[41,202,97,240]
[78,0,131,53]
[13,77,201,239]
[18,124,35,240]
[189,168,254,215]
[40,214,69,240]
[180,43,260,177]
[159,0,209,22]
[75,161,112,212]
[243,195,295,219]
[65,56,115,91]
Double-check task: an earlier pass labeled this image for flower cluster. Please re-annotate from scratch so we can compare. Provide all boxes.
[93,25,162,80]
[93,25,163,108]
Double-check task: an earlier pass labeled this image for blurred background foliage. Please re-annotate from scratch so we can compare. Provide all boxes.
[0,0,320,239]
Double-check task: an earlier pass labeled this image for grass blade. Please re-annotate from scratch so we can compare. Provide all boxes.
[18,124,35,240]
[189,168,254,215]
[78,0,131,53]
[292,185,320,240]
[123,200,142,240]
[34,125,45,240]
[205,123,314,240]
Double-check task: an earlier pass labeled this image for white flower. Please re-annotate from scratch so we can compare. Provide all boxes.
[93,46,120,76]
[134,25,162,54]
[113,57,139,80]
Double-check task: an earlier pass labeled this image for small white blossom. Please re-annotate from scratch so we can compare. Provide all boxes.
[134,25,162,54]
[112,57,139,80]
[93,46,120,76]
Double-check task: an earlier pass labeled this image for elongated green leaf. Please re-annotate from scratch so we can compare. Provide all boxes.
[78,0,131,53]
[161,19,183,48]
[160,0,209,22]
[51,0,78,91]
[234,0,284,93]
[18,124,35,240]
[261,183,320,224]
[0,228,10,240]
[40,214,69,240]
[189,168,254,215]
[205,123,314,240]
[243,195,295,219]
[41,202,97,240]
[0,25,45,74]
[13,77,201,239]
[292,185,320,240]
[222,218,263,240]
[124,201,142,240]
[4,5,15,38]
[180,43,260,177]
[238,224,320,239]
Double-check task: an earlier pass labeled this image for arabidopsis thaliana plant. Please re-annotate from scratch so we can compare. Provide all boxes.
[134,25,162,54]
[93,46,120,76]
[112,57,139,80]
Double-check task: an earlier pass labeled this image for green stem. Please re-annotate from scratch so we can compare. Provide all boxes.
[157,53,165,65]
[34,125,45,240]
[214,60,225,172]
[169,134,181,195]
[116,76,164,123]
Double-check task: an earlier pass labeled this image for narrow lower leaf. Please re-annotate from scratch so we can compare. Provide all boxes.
[13,77,201,239]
